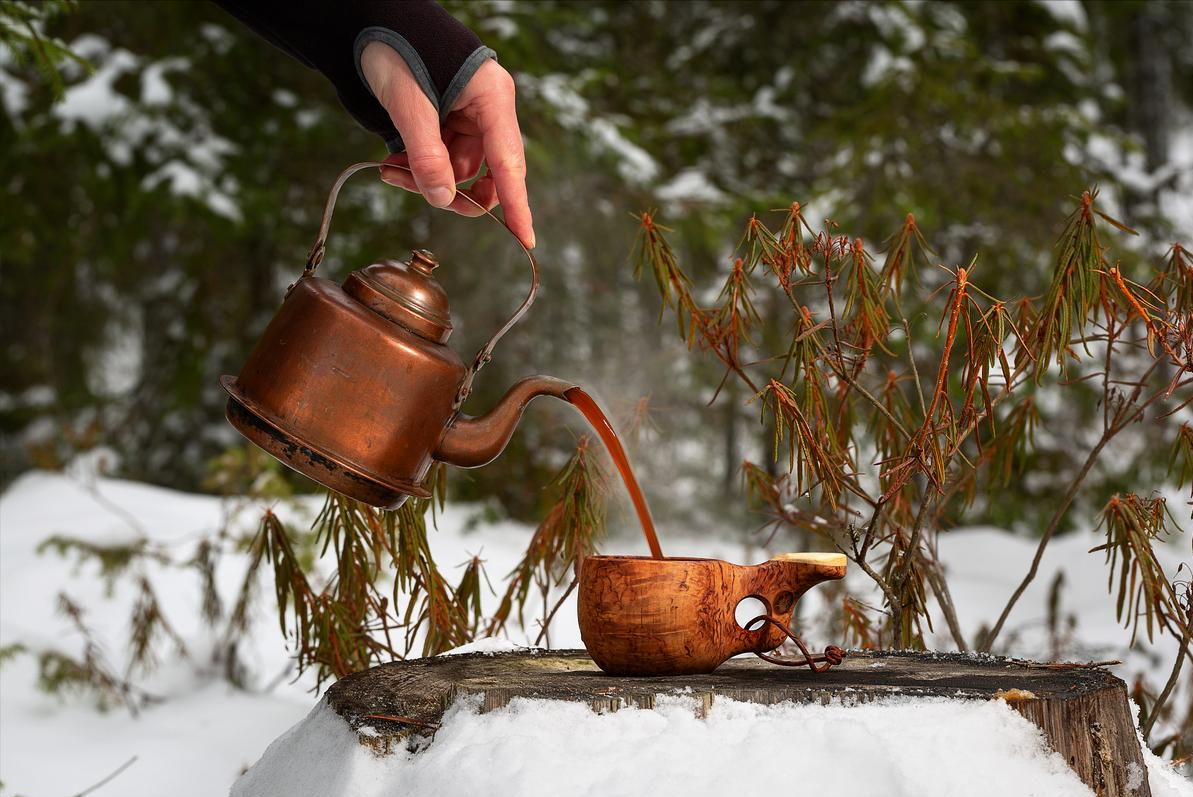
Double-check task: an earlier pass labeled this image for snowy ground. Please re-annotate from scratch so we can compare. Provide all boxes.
[0,469,1189,796]
[232,694,1118,797]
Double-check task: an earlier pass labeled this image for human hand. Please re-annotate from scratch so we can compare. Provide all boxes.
[360,42,534,249]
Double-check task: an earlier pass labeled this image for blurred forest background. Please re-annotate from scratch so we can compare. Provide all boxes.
[2,0,1191,536]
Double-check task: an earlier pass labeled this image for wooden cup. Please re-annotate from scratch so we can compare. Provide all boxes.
[578,553,847,676]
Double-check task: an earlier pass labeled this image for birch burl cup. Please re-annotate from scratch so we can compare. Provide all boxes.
[578,553,847,676]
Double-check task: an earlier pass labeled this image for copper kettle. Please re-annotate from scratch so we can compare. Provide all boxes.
[221,162,575,509]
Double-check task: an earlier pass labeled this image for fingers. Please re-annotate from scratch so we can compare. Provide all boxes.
[391,104,456,208]
[380,153,418,191]
[363,44,532,244]
[448,133,485,184]
[475,86,534,248]
[380,152,497,218]
[381,137,489,201]
[361,42,456,208]
[448,177,498,217]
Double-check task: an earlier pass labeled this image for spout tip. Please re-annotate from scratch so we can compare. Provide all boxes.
[770,552,847,567]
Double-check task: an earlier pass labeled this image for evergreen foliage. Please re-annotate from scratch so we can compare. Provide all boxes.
[2,0,1190,531]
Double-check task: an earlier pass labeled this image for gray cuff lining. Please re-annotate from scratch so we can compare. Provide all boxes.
[354,26,441,113]
[440,46,497,116]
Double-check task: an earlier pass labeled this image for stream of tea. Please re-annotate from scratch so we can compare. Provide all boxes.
[564,388,664,559]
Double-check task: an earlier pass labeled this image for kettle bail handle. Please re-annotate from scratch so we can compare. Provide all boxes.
[301,160,541,408]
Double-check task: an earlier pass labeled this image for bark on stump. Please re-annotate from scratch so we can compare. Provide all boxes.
[326,649,1150,797]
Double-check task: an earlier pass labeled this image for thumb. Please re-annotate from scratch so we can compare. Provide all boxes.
[363,44,456,208]
[388,97,456,208]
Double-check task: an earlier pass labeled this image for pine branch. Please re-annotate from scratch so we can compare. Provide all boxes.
[1091,494,1185,645]
[977,425,1115,652]
[879,213,934,302]
[976,364,1176,654]
[487,436,607,639]
[1142,568,1191,739]
[635,190,1183,657]
[69,756,138,797]
[924,557,968,651]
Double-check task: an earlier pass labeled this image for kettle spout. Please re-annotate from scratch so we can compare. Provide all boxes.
[435,376,576,468]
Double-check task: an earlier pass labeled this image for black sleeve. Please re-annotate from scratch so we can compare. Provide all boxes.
[212,0,495,152]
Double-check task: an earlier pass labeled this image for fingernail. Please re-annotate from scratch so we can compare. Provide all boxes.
[527,233,536,249]
[426,186,455,208]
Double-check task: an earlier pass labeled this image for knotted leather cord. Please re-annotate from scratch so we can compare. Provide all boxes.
[298,161,540,408]
[744,614,847,673]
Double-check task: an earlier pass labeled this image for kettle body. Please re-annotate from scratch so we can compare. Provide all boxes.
[222,162,573,509]
[223,270,465,508]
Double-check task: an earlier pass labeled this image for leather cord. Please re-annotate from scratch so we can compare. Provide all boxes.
[744,614,847,673]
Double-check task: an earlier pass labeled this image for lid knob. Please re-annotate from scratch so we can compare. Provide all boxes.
[410,249,439,274]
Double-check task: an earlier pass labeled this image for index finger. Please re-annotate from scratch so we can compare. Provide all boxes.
[477,95,534,249]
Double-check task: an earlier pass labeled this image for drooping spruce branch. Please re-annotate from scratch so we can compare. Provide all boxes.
[1091,494,1187,645]
[241,429,612,687]
[1142,566,1191,741]
[488,435,608,640]
[0,0,93,101]
[634,188,1190,663]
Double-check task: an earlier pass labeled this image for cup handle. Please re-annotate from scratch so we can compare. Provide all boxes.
[731,559,848,672]
[730,562,798,655]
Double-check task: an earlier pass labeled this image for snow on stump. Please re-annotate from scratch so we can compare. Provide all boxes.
[318,650,1149,796]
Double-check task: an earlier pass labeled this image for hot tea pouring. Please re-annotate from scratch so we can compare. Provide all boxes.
[221,162,576,509]
[223,162,846,677]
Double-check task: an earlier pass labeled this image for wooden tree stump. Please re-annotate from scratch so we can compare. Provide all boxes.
[326,649,1150,797]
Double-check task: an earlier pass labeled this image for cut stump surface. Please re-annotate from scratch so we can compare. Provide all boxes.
[326,649,1149,797]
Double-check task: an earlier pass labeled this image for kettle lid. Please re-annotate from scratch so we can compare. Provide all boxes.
[344,249,453,343]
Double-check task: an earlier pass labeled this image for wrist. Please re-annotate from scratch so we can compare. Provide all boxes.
[356,27,496,121]
[360,40,408,110]
[356,29,441,116]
